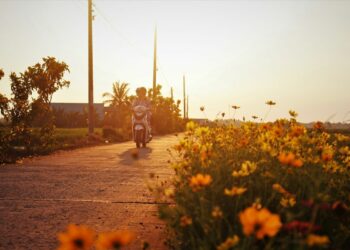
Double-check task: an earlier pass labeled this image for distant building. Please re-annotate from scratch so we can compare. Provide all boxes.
[190,118,209,125]
[51,103,105,118]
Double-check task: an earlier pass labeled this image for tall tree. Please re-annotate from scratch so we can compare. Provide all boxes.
[0,69,9,118]
[148,84,183,134]
[103,82,130,128]
[25,57,70,141]
[1,57,70,150]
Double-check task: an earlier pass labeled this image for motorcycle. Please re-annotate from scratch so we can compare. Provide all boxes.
[132,105,151,148]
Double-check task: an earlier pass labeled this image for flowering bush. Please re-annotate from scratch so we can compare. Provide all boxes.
[156,113,350,249]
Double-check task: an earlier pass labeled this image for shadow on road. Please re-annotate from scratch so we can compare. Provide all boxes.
[118,147,153,165]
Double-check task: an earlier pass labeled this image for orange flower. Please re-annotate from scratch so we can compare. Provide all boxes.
[96,230,134,250]
[321,149,334,162]
[306,234,330,247]
[224,187,247,196]
[278,152,303,168]
[192,143,200,153]
[273,126,284,137]
[292,159,303,168]
[58,224,96,250]
[211,206,223,219]
[278,152,295,165]
[239,207,282,239]
[313,121,324,131]
[189,173,212,191]
[290,125,305,137]
[180,215,193,227]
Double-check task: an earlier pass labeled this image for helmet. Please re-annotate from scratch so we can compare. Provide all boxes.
[136,87,147,97]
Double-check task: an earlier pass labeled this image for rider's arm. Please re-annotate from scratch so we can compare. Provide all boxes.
[132,99,138,108]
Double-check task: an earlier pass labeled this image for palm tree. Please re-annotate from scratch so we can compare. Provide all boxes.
[102,82,130,128]
[103,81,130,107]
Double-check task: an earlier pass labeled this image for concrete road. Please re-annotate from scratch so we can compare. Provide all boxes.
[0,135,178,250]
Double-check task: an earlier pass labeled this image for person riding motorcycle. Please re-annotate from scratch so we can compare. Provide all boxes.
[132,87,152,138]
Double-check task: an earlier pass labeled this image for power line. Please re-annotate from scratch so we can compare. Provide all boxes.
[93,3,172,90]
[71,1,176,97]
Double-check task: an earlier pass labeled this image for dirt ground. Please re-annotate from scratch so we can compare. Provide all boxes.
[0,135,178,250]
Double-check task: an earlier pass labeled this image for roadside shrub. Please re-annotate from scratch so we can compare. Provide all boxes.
[102,126,129,142]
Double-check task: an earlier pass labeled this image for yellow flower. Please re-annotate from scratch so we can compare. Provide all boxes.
[252,199,263,210]
[195,127,210,137]
[216,235,239,250]
[180,215,193,227]
[306,234,330,247]
[211,206,223,219]
[186,121,196,131]
[266,100,276,106]
[189,173,212,191]
[280,197,296,207]
[262,171,275,178]
[200,143,213,164]
[224,187,247,196]
[232,161,257,177]
[174,139,186,152]
[335,133,349,142]
[272,183,289,196]
[339,146,350,155]
[58,224,96,250]
[96,231,135,250]
[164,188,175,197]
[289,110,298,118]
[239,207,282,239]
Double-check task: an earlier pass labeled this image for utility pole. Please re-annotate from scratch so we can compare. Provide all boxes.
[183,75,186,119]
[170,87,174,101]
[88,0,94,134]
[152,26,157,99]
[186,95,189,119]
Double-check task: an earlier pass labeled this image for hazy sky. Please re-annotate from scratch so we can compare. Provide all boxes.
[0,0,349,122]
